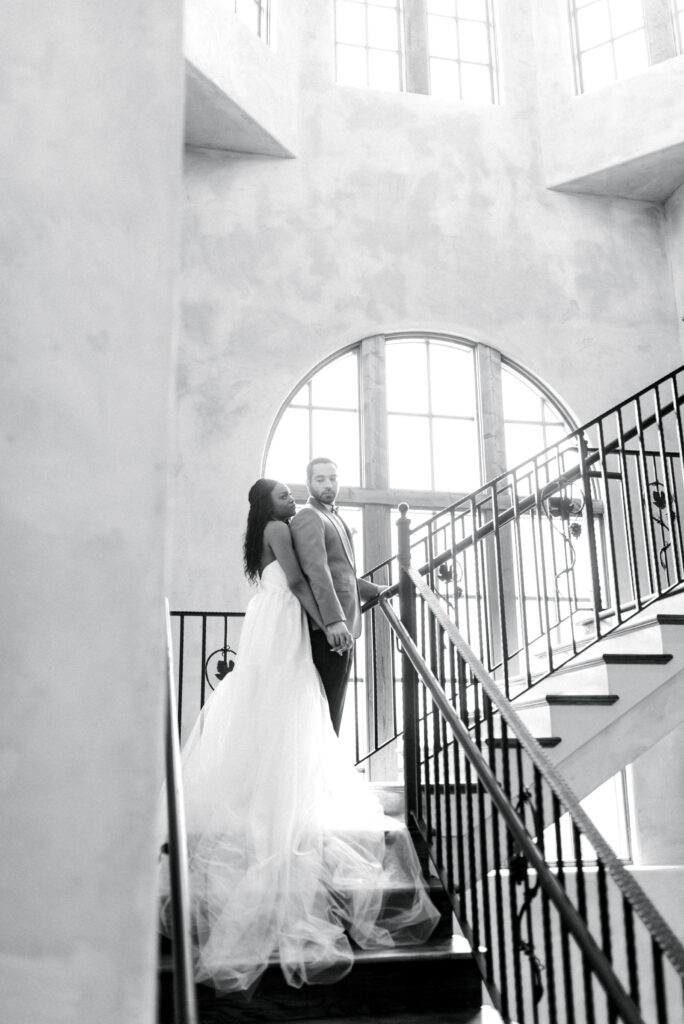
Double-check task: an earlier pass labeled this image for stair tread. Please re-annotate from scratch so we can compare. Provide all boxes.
[546,694,619,706]
[159,934,470,975]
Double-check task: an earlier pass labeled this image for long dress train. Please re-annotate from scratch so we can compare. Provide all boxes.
[159,560,439,993]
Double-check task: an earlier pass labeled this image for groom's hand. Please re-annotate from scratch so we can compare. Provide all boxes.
[326,621,353,654]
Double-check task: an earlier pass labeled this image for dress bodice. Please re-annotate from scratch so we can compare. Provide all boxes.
[259,559,289,590]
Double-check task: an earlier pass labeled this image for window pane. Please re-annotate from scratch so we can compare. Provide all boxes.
[502,369,542,421]
[428,15,459,58]
[429,0,457,14]
[430,57,460,96]
[433,418,480,491]
[460,61,493,102]
[310,353,358,408]
[265,407,309,481]
[459,19,490,63]
[386,340,429,412]
[608,0,643,37]
[368,47,402,90]
[457,0,488,19]
[388,414,432,489]
[336,0,367,44]
[367,4,399,49]
[336,44,368,86]
[311,409,361,485]
[580,42,615,90]
[576,2,612,49]
[505,422,549,468]
[429,343,476,416]
[613,30,648,79]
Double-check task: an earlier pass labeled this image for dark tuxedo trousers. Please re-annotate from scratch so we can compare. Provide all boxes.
[309,627,353,736]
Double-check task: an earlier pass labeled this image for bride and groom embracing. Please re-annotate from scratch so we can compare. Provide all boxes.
[160,458,439,993]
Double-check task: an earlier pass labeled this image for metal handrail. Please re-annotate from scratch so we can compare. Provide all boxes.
[163,600,198,1024]
[402,567,684,977]
[380,595,647,1024]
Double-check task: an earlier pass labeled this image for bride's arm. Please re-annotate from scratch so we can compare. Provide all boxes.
[264,521,328,632]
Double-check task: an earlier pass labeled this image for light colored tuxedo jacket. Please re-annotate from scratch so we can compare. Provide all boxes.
[290,497,379,638]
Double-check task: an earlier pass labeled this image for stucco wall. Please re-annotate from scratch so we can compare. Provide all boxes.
[666,182,684,352]
[172,0,681,612]
[0,4,183,1023]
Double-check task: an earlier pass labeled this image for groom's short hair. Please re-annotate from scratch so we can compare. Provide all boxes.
[306,457,337,482]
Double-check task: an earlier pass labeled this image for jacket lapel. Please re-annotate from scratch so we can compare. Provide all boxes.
[308,498,355,568]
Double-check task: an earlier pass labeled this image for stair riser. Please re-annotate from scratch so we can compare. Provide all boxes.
[159,953,481,1022]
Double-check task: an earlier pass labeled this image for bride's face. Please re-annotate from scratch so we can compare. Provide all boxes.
[271,482,297,521]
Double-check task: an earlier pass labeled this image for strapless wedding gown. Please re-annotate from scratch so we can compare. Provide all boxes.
[159,560,439,993]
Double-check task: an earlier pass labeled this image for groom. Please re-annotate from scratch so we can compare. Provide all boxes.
[290,457,385,734]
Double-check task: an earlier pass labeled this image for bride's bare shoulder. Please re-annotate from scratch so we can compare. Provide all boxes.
[264,520,290,538]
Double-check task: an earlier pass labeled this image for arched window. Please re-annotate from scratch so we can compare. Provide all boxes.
[264,333,575,573]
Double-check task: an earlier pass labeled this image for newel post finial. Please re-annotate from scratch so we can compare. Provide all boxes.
[397,503,411,571]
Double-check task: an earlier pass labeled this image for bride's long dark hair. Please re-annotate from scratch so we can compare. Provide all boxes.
[243,478,279,584]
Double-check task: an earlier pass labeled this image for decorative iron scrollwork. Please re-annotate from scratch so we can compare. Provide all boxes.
[507,786,546,1007]
[204,645,237,692]
[544,486,585,600]
[648,478,675,581]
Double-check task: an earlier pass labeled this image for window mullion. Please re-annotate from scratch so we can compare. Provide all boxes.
[643,0,678,63]
[403,0,430,94]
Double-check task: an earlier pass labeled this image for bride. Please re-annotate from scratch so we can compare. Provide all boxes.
[160,478,439,993]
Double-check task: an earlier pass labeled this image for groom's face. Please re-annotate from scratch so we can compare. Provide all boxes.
[309,463,339,505]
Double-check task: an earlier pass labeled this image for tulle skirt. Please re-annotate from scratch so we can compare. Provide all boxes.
[159,561,439,992]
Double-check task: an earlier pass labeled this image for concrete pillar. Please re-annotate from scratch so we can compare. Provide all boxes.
[0,3,183,1022]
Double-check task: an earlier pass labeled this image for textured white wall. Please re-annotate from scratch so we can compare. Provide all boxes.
[171,0,681,612]
[0,4,183,1022]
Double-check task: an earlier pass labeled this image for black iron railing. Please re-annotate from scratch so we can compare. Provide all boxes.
[379,568,684,1024]
[355,367,684,766]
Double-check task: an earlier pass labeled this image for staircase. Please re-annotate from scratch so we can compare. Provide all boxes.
[163,367,684,1024]
[158,782,484,1023]
[494,591,684,805]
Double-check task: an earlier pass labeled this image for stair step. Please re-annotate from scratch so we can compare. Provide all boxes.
[602,652,672,665]
[546,694,619,706]
[158,936,480,1022]
[656,614,684,626]
[487,736,561,749]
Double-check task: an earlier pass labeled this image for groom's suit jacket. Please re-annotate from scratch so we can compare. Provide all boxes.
[290,497,377,639]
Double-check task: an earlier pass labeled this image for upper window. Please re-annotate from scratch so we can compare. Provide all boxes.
[334,0,500,102]
[335,0,405,91]
[569,0,648,93]
[427,0,499,103]
[235,0,271,44]
[675,0,684,54]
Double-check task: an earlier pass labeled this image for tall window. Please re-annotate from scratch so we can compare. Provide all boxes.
[234,0,271,44]
[334,0,500,102]
[569,0,648,93]
[427,0,499,102]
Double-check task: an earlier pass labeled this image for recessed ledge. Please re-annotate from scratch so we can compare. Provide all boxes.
[184,0,297,156]
[540,56,684,204]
